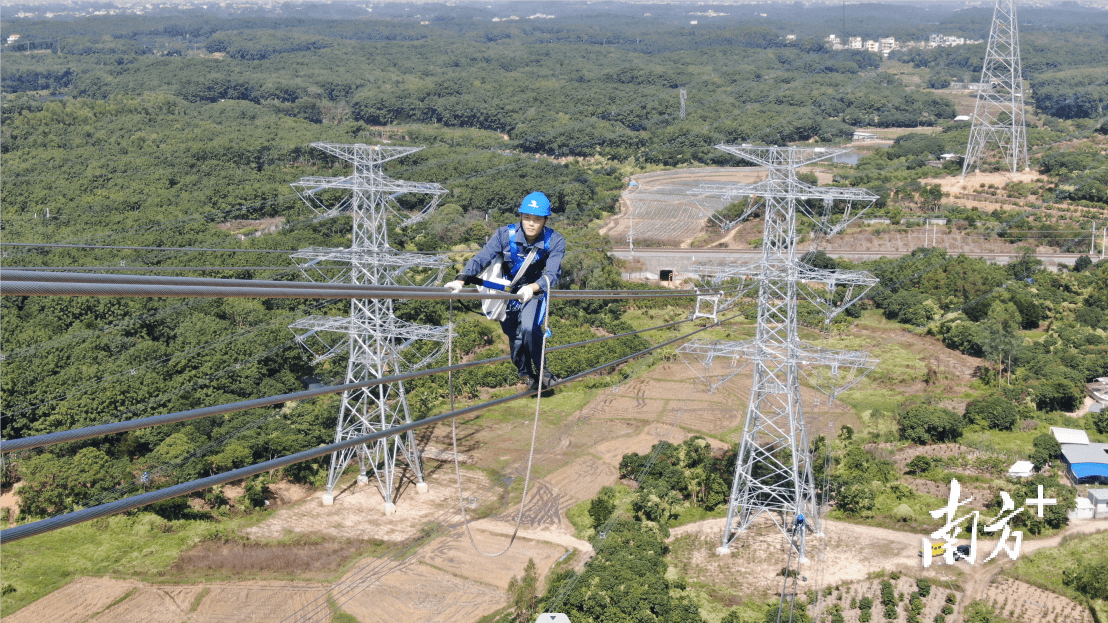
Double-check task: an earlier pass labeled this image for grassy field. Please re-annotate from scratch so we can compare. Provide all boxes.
[0,512,267,615]
[1006,530,1108,615]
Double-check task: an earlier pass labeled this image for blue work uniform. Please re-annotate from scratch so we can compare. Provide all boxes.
[458,223,566,380]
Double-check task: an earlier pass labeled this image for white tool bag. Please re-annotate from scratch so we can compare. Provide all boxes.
[477,248,537,322]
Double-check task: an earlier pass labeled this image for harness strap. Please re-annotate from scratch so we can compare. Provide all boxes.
[507,224,550,288]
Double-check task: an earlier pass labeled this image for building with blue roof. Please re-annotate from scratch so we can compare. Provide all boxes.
[1060,443,1108,485]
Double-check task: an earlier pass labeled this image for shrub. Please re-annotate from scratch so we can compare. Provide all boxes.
[899,405,965,445]
[881,581,895,606]
[1032,378,1083,412]
[837,483,877,516]
[1030,433,1061,471]
[884,603,898,620]
[910,593,923,614]
[588,497,615,527]
[764,603,810,623]
[1062,552,1108,600]
[1091,408,1108,435]
[963,393,1018,431]
[905,455,933,475]
[916,578,931,598]
[859,596,873,611]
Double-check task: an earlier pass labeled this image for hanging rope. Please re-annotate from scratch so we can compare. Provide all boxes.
[452,293,551,556]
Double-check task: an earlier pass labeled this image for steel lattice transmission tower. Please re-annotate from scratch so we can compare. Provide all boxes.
[688,146,879,560]
[962,0,1029,178]
[287,143,450,513]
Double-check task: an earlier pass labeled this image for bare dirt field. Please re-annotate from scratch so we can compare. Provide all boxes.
[925,170,1044,197]
[1,482,22,520]
[669,516,924,596]
[416,526,568,590]
[605,163,1075,257]
[336,557,505,623]
[5,576,328,623]
[671,515,1108,623]
[243,468,491,541]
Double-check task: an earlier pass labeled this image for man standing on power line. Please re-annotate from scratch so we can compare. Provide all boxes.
[446,192,566,391]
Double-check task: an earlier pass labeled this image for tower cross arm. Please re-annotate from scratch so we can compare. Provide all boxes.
[310,142,425,164]
[794,266,879,288]
[713,144,854,168]
[292,175,447,197]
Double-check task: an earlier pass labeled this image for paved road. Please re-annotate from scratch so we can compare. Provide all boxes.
[612,246,1092,277]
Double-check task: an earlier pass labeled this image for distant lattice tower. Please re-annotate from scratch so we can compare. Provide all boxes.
[287,143,450,514]
[962,0,1029,178]
[688,146,879,563]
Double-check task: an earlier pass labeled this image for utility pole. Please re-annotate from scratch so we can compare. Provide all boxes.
[286,143,450,514]
[962,0,1029,178]
[628,205,634,255]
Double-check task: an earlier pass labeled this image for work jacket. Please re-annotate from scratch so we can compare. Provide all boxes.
[458,223,566,293]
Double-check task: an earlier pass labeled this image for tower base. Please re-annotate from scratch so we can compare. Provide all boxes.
[384,502,396,515]
[322,494,334,506]
[416,482,428,494]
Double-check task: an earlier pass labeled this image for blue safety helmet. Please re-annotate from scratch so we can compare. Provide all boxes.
[519,191,552,217]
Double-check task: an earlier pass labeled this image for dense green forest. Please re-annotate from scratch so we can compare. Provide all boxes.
[4,4,1108,620]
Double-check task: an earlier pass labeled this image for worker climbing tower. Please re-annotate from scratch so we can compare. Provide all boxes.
[287,143,450,513]
[962,0,1029,177]
[688,146,879,561]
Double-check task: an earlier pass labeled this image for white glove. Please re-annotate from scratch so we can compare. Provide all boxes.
[519,285,535,303]
[445,280,464,293]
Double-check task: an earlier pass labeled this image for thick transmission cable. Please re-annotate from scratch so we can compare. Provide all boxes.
[1,243,296,254]
[0,267,717,294]
[2,266,305,272]
[1,270,712,298]
[0,277,720,302]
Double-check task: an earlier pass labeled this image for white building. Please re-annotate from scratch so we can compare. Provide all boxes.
[1073,497,1095,520]
[1008,460,1034,478]
[1090,489,1108,518]
[849,36,862,49]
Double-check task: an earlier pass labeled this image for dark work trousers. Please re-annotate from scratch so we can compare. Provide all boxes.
[500,295,546,379]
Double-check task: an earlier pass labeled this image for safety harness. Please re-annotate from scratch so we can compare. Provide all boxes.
[477,224,552,327]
